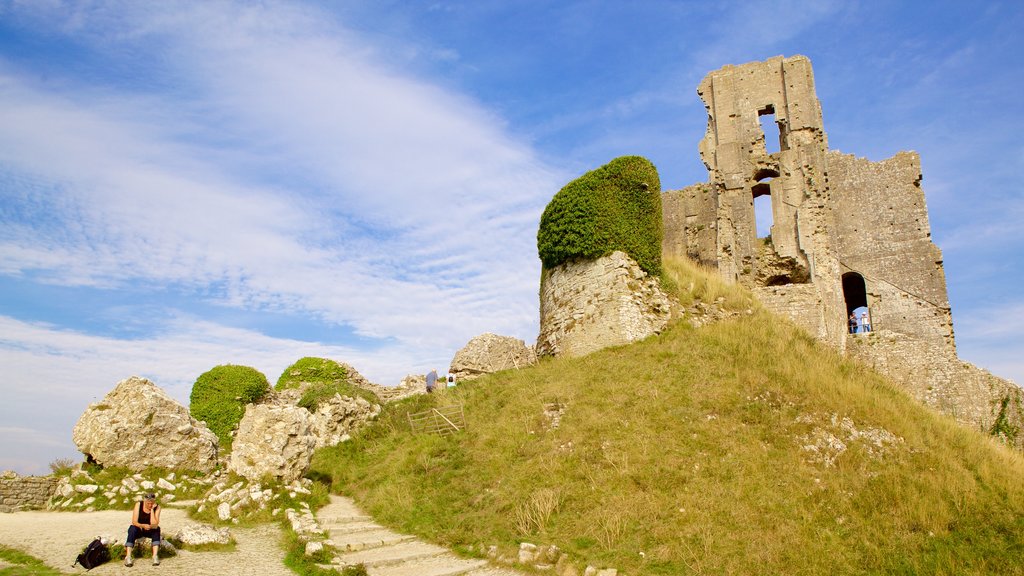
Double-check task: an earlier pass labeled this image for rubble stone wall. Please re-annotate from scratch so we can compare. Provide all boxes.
[537,251,671,358]
[0,475,58,511]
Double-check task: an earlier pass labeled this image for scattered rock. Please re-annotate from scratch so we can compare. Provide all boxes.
[449,333,538,381]
[173,523,232,546]
[229,404,316,483]
[72,376,219,472]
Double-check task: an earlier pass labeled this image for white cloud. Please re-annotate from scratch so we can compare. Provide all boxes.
[0,313,436,474]
[0,1,564,347]
[0,1,569,474]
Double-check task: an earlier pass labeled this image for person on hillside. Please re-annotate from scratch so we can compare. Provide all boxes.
[426,369,438,394]
[848,312,858,334]
[861,311,871,333]
[124,493,161,566]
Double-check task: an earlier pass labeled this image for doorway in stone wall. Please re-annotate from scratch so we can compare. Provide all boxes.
[842,272,871,333]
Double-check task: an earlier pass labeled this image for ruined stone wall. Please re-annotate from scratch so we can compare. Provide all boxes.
[662,183,718,267]
[696,55,825,285]
[537,251,671,358]
[829,151,954,347]
[848,332,1023,447]
[752,285,826,341]
[662,54,1023,447]
[0,474,58,511]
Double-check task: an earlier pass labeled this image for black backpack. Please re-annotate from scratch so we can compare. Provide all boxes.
[72,537,110,570]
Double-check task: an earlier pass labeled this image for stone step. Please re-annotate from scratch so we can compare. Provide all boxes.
[465,568,534,576]
[321,520,385,534]
[327,529,417,552]
[334,540,448,567]
[319,513,374,524]
[366,554,489,576]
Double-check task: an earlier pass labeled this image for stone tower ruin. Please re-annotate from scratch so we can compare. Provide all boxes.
[663,55,1021,443]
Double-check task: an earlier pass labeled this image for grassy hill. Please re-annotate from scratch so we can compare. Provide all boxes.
[310,257,1024,575]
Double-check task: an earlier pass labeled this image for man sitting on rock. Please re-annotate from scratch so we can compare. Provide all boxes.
[124,493,161,566]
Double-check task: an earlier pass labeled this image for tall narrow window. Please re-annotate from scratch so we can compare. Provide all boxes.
[751,168,778,239]
[753,193,773,238]
[759,105,782,154]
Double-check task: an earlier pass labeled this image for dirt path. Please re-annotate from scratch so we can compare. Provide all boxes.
[0,506,293,575]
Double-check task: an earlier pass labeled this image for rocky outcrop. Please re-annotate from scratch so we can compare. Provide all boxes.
[308,394,381,449]
[449,333,537,381]
[72,376,219,473]
[537,251,671,358]
[228,404,316,483]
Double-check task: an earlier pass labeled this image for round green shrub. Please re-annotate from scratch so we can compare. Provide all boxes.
[277,357,376,410]
[189,365,270,447]
[276,357,349,390]
[537,155,663,275]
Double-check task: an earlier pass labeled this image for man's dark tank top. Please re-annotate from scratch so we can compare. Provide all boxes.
[137,502,152,524]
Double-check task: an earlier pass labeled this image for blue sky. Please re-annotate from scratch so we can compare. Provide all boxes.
[1,0,1021,475]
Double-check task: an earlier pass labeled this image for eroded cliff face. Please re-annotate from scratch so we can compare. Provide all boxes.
[662,55,1022,447]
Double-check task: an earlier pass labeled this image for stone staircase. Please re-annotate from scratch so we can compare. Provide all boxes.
[317,495,526,576]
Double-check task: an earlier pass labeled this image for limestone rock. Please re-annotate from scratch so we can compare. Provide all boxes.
[228,404,316,483]
[450,333,537,381]
[308,394,381,449]
[537,251,671,358]
[173,523,231,546]
[72,376,219,473]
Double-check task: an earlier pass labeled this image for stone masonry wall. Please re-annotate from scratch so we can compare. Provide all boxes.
[848,332,1023,446]
[662,54,1023,446]
[0,474,58,511]
[662,183,718,267]
[829,150,954,348]
[752,285,826,341]
[537,251,671,358]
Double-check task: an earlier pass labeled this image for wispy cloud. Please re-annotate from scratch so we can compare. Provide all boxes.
[0,1,564,354]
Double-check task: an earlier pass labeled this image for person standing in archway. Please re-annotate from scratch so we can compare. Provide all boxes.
[860,311,871,333]
[849,312,858,334]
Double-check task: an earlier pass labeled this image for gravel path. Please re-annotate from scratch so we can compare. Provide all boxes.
[0,506,292,575]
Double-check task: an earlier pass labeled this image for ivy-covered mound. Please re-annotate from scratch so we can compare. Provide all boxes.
[276,357,377,410]
[189,365,271,447]
[537,155,662,276]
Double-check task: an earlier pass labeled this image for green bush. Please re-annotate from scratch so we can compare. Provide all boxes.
[276,357,377,410]
[190,365,270,447]
[277,357,349,390]
[537,155,663,276]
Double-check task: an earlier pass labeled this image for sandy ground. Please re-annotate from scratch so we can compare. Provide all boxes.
[0,506,293,575]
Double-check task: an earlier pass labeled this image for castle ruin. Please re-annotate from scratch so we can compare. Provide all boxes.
[663,55,1021,443]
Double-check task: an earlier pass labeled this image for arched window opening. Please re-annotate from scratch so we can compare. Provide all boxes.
[753,188,773,238]
[759,105,782,154]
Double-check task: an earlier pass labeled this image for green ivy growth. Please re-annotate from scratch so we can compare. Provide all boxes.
[277,357,377,410]
[537,155,663,276]
[189,365,271,447]
[990,394,1021,446]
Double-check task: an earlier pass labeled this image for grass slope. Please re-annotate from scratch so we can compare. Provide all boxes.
[311,257,1024,575]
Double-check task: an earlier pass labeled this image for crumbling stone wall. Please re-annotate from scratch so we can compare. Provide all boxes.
[537,251,671,358]
[0,473,58,511]
[829,151,954,346]
[663,54,1022,444]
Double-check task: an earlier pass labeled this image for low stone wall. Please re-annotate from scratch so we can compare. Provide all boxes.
[0,473,58,511]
